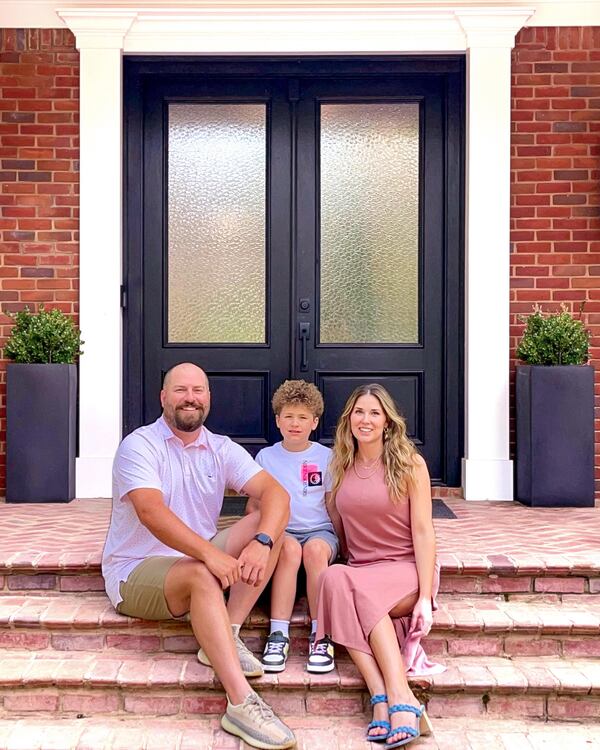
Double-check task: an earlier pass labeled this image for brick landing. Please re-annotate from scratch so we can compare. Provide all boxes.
[0,716,598,750]
[1,498,600,747]
[1,497,599,577]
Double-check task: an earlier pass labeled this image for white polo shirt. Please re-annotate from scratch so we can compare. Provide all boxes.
[102,416,262,608]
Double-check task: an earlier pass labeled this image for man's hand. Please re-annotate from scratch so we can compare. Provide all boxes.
[203,547,243,590]
[237,539,270,587]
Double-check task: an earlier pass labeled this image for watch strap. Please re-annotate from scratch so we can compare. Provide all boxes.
[253,532,273,549]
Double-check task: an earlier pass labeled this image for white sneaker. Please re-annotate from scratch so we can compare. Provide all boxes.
[221,691,296,749]
[261,631,290,673]
[306,633,335,673]
[197,625,264,678]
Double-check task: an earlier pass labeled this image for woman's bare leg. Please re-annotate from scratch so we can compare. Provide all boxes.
[369,592,422,745]
[346,647,389,739]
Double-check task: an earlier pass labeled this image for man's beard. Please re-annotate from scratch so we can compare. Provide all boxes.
[172,403,206,432]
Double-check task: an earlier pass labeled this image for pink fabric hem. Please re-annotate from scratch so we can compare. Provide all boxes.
[314,560,446,676]
[394,615,446,677]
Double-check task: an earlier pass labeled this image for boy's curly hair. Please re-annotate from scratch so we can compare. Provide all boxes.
[272,379,324,418]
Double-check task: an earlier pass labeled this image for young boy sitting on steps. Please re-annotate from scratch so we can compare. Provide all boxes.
[246,380,338,673]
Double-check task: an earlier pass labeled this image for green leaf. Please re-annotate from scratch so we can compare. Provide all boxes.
[3,306,83,364]
[516,304,589,366]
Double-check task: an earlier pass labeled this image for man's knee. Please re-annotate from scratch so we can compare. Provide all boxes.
[190,561,221,590]
[171,559,220,598]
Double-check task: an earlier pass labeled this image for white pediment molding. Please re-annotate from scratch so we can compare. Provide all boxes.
[456,7,534,46]
[56,4,535,52]
[4,0,600,32]
[56,9,137,48]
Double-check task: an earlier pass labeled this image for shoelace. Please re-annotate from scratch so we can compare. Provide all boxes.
[265,638,287,655]
[311,639,331,656]
[245,693,276,722]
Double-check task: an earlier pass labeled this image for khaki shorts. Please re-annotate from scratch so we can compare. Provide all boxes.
[116,526,231,621]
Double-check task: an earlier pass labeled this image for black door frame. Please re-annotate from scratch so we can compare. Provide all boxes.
[123,56,465,486]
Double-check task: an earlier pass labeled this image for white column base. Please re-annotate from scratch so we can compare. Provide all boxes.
[462,458,514,501]
[76,457,113,499]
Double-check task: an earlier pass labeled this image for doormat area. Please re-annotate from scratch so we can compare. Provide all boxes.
[221,496,457,519]
[432,498,457,519]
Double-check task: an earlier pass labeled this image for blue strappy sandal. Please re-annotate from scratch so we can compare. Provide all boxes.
[385,702,426,748]
[366,694,391,742]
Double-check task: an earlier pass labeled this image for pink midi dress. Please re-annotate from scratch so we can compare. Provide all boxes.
[315,465,445,676]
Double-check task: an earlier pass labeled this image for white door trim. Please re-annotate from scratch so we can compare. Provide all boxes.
[56,3,535,499]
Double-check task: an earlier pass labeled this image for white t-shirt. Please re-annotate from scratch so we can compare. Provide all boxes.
[102,416,262,608]
[255,441,332,533]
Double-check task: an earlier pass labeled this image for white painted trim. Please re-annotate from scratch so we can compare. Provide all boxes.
[58,6,537,53]
[3,1,600,31]
[460,28,526,500]
[75,457,114,498]
[44,2,551,499]
[74,34,131,498]
[462,458,514,500]
[124,13,467,54]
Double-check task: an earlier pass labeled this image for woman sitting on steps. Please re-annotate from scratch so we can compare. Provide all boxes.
[315,383,445,748]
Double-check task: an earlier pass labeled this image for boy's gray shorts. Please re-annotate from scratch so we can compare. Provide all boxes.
[286,527,339,564]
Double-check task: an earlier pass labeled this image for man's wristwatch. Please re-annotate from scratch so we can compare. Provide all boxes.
[253,532,273,549]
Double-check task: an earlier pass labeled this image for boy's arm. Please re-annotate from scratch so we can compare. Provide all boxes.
[325,492,348,560]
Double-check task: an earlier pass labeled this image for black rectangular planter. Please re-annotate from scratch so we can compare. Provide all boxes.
[516,364,595,507]
[6,363,77,503]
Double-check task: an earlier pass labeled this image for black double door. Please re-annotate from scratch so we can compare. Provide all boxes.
[124,59,464,485]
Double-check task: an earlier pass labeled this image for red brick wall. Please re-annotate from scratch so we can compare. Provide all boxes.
[0,29,79,495]
[0,26,598,498]
[511,27,600,497]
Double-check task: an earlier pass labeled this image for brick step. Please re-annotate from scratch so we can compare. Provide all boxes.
[1,651,599,721]
[2,563,599,598]
[439,568,600,597]
[0,716,370,750]
[0,716,599,750]
[2,593,600,660]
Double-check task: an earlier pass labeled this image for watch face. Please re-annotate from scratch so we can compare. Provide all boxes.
[255,533,273,547]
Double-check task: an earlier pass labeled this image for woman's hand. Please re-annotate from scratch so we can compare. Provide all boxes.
[410,596,433,638]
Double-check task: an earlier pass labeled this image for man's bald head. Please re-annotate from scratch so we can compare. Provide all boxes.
[161,362,210,434]
[163,362,209,390]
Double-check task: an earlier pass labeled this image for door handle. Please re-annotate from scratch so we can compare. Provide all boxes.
[298,322,310,372]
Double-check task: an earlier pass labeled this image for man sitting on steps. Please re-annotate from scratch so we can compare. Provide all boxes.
[102,362,296,750]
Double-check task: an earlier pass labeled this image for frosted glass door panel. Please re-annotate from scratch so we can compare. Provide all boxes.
[168,103,266,343]
[320,103,420,344]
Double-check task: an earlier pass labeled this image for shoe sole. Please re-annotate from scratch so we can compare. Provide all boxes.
[220,714,296,749]
[306,662,335,673]
[197,650,264,678]
[261,661,287,673]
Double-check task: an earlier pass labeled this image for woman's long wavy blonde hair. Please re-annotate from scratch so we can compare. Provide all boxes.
[328,383,418,505]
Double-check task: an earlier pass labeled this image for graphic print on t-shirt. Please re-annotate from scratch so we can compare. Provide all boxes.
[301,462,323,487]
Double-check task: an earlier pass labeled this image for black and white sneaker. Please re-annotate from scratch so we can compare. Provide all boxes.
[261,631,290,673]
[307,634,335,673]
